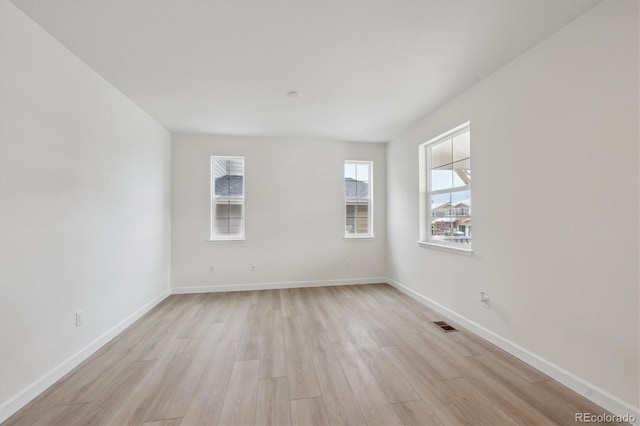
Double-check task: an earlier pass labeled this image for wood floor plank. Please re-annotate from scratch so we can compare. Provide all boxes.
[524,380,612,426]
[315,287,353,318]
[74,359,157,425]
[461,355,557,425]
[259,309,287,379]
[307,332,366,425]
[290,398,330,426]
[393,400,442,425]
[331,340,403,425]
[12,304,190,423]
[181,339,239,426]
[137,303,204,361]
[280,288,299,317]
[106,339,191,425]
[176,304,210,338]
[145,323,224,422]
[282,316,321,400]
[340,317,419,403]
[236,303,263,361]
[383,345,516,425]
[355,310,407,347]
[308,287,351,342]
[383,342,461,382]
[204,292,233,323]
[431,377,518,425]
[485,347,551,383]
[217,360,261,426]
[255,377,291,426]
[218,293,251,341]
[28,402,90,426]
[296,288,327,335]
[4,286,618,426]
[143,417,183,426]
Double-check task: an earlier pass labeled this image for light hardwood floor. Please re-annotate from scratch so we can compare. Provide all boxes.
[4,284,616,425]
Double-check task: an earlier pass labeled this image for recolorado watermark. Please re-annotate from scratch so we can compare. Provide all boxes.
[575,412,636,423]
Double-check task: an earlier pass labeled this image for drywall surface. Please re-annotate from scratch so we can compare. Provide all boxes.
[386,0,639,415]
[0,2,171,419]
[172,133,386,290]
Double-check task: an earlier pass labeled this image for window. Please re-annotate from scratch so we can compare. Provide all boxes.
[419,123,471,251]
[210,156,245,240]
[344,161,373,238]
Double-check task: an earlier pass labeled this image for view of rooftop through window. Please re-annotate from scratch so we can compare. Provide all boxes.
[344,161,372,237]
[211,156,245,240]
[419,124,471,249]
[430,127,471,244]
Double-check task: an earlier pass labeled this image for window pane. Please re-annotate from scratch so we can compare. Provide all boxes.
[452,190,471,243]
[345,161,372,236]
[356,163,369,182]
[346,204,356,218]
[452,158,471,187]
[215,202,243,218]
[357,216,369,234]
[421,124,470,247]
[228,203,242,218]
[355,180,369,198]
[214,218,229,235]
[211,156,245,240]
[431,163,453,191]
[344,163,356,180]
[228,218,243,236]
[214,158,244,197]
[451,189,471,204]
[452,130,470,162]
[431,139,452,168]
[346,217,356,234]
[215,202,230,219]
[430,193,451,241]
[214,217,243,237]
[356,203,369,218]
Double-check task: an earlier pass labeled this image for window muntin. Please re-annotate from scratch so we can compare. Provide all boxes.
[344,161,373,237]
[420,123,471,249]
[211,156,245,240]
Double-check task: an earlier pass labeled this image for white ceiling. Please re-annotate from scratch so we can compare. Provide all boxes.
[12,0,599,142]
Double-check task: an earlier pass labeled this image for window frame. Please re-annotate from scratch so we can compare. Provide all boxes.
[209,155,246,241]
[344,160,374,239]
[418,122,472,254]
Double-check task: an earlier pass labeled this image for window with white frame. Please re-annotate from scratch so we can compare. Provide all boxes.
[344,161,373,237]
[419,123,471,250]
[210,156,245,240]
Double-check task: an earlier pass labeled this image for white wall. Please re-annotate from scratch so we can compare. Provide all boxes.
[387,0,639,418]
[0,2,171,420]
[172,133,386,291]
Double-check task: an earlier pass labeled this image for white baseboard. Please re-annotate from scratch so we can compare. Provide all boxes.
[0,289,171,424]
[385,277,640,425]
[171,277,387,294]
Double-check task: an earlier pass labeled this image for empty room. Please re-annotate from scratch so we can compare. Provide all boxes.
[0,0,638,425]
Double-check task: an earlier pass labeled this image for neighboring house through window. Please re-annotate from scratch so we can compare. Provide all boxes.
[419,123,471,251]
[210,156,245,240]
[344,161,373,238]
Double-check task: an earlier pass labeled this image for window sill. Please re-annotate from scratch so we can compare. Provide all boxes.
[344,235,375,240]
[208,238,246,242]
[417,241,473,256]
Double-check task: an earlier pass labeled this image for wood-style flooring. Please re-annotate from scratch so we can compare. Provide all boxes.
[4,284,616,425]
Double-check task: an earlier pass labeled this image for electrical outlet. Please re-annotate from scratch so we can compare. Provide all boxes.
[250,263,257,272]
[209,265,217,273]
[76,311,84,327]
[480,292,490,308]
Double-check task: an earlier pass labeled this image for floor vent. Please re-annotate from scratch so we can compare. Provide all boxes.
[433,321,458,332]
